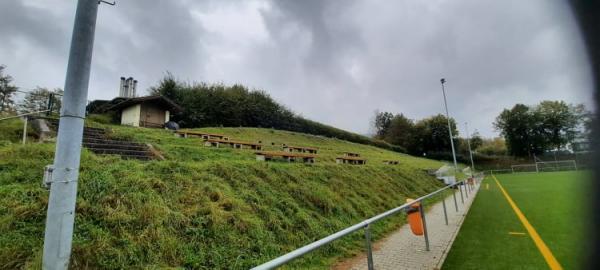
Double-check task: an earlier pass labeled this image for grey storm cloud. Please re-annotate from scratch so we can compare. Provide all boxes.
[0,0,593,137]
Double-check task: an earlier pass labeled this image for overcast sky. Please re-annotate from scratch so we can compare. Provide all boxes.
[0,0,593,137]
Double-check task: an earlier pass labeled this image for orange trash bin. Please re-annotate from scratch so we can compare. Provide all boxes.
[406,199,423,236]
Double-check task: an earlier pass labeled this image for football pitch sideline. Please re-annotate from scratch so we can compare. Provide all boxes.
[443,171,591,270]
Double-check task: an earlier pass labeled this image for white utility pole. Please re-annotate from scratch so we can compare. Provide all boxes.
[43,1,100,269]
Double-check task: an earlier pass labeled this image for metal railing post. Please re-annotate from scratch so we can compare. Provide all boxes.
[464,182,469,198]
[442,195,448,225]
[22,116,28,144]
[459,182,464,203]
[364,224,374,270]
[452,188,458,211]
[419,201,430,251]
[250,182,466,269]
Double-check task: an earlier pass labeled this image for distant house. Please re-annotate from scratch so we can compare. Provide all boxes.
[107,96,182,128]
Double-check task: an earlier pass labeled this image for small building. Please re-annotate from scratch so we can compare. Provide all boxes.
[108,96,182,128]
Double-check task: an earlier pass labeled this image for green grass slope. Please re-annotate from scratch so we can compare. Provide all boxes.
[1,120,447,269]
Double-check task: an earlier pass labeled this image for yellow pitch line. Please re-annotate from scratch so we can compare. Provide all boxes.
[509,232,526,236]
[492,174,562,270]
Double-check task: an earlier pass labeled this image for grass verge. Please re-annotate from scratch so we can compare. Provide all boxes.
[1,123,452,269]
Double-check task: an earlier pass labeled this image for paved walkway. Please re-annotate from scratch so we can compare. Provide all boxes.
[334,183,480,270]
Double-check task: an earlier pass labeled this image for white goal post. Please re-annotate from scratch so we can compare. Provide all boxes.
[511,164,539,173]
[510,160,578,174]
[536,160,578,172]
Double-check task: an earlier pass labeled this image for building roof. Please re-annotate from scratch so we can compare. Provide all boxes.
[108,95,182,113]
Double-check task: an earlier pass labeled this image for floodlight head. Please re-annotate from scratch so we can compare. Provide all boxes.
[440,78,446,84]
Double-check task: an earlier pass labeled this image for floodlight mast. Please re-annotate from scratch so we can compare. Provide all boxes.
[465,122,476,176]
[440,78,459,174]
[42,1,99,269]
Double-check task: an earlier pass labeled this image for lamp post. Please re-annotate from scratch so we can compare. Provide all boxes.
[440,78,459,174]
[465,122,475,176]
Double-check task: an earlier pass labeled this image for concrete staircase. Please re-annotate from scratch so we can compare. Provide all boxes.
[44,118,156,160]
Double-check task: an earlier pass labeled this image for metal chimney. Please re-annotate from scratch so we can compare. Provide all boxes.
[119,77,126,97]
[133,80,137,97]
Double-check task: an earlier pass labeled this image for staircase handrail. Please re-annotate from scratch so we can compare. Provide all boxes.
[0,110,51,121]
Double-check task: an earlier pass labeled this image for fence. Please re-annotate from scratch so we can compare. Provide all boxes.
[0,110,51,144]
[251,172,485,270]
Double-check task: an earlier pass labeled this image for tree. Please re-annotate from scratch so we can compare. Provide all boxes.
[469,131,483,150]
[373,111,394,138]
[495,104,540,156]
[149,72,181,101]
[397,114,459,155]
[18,87,63,114]
[535,101,579,150]
[477,137,508,156]
[383,114,414,148]
[0,65,18,113]
[494,101,586,156]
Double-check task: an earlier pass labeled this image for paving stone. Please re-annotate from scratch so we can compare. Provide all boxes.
[342,184,480,270]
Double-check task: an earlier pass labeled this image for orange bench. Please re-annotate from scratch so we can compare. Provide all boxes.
[255,151,316,163]
[204,138,262,150]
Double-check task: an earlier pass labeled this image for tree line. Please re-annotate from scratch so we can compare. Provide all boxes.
[373,112,477,157]
[0,65,63,115]
[494,101,591,156]
[150,74,404,152]
[373,100,590,159]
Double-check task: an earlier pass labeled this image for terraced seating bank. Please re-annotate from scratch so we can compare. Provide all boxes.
[255,151,316,163]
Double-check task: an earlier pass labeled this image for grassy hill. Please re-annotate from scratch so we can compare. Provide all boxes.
[0,118,448,269]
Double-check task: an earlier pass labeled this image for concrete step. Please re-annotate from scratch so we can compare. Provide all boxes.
[120,154,153,160]
[84,127,106,132]
[83,138,145,146]
[87,148,154,157]
[83,142,148,151]
[32,117,155,161]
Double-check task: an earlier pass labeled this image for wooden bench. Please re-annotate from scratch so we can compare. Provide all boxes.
[175,130,230,140]
[255,151,316,163]
[204,138,262,150]
[282,144,318,154]
[336,156,367,165]
[383,160,399,165]
[342,152,361,157]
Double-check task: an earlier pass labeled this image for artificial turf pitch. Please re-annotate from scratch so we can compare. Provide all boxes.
[443,171,591,270]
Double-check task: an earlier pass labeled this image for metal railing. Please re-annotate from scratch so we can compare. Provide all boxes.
[0,110,51,121]
[0,110,51,144]
[252,172,484,270]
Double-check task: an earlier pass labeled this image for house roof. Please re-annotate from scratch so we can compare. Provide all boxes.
[107,96,182,113]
